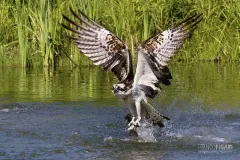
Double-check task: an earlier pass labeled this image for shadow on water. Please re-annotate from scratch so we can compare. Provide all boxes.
[0,62,240,159]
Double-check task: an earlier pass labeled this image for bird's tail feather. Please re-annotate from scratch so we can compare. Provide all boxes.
[143,101,170,127]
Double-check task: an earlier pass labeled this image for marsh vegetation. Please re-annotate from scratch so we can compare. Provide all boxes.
[0,0,240,68]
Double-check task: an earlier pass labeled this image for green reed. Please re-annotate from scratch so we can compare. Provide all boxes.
[15,0,29,67]
[0,0,239,68]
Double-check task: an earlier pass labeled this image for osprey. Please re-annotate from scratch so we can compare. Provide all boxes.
[62,8,202,136]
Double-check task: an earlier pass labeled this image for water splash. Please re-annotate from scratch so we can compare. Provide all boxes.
[194,135,228,142]
[135,121,157,143]
[0,108,10,112]
[104,136,113,142]
[103,122,157,143]
[166,132,184,139]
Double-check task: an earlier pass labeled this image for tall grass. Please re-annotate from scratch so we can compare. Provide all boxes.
[0,0,240,68]
[15,0,28,68]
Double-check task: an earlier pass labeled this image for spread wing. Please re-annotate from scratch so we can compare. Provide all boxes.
[62,8,134,83]
[134,14,203,98]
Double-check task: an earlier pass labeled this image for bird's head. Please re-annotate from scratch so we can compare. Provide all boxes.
[112,83,131,98]
[112,83,126,93]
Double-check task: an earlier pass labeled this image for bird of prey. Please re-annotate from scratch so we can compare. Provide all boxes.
[62,8,202,136]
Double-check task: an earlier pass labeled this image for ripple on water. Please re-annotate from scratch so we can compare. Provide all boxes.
[0,101,239,160]
[231,122,240,125]
[0,103,29,113]
[224,113,240,120]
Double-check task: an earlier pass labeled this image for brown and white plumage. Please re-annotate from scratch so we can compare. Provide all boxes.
[62,8,134,83]
[134,14,203,98]
[62,9,202,136]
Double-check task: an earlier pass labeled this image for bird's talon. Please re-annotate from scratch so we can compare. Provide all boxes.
[128,117,136,127]
[133,118,141,127]
[135,122,140,127]
[127,125,135,131]
[133,122,140,127]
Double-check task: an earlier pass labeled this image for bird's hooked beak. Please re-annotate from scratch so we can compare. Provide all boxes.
[111,85,117,93]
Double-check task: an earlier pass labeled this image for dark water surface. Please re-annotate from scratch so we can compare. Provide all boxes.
[0,62,240,160]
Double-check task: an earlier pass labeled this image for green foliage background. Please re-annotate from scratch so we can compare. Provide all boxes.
[0,0,240,68]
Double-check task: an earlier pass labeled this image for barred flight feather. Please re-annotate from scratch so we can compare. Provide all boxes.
[134,13,202,98]
[62,8,134,83]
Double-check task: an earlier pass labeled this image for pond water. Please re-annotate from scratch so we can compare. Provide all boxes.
[0,62,240,159]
